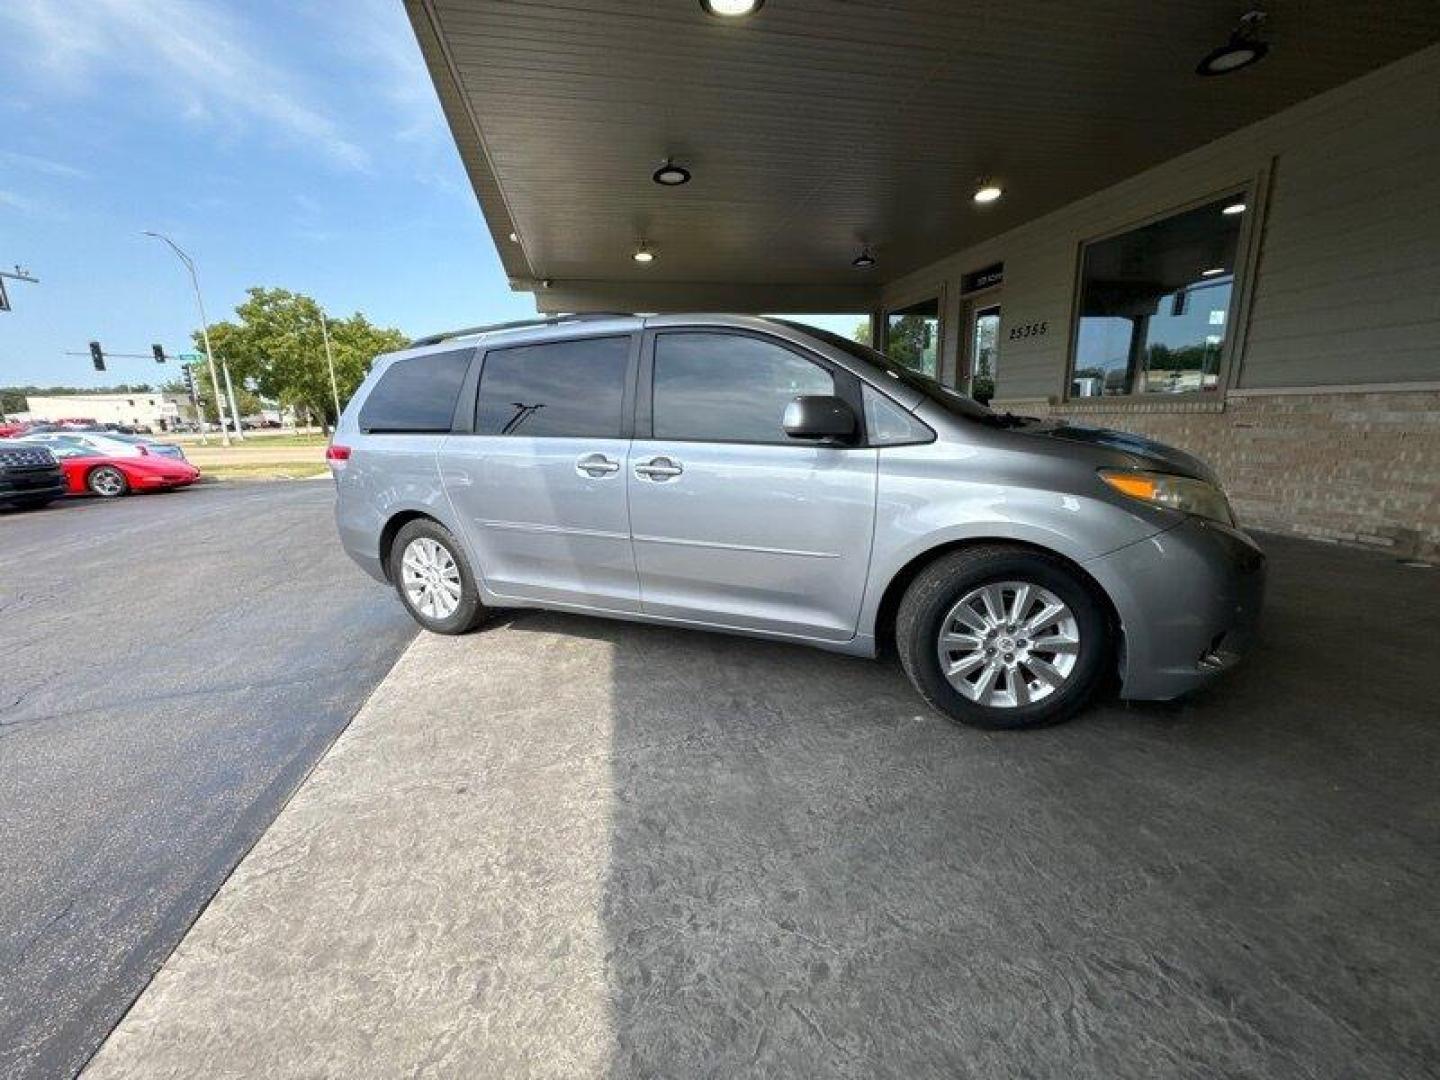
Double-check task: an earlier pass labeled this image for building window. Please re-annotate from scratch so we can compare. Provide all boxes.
[884,297,940,378]
[1070,194,1245,397]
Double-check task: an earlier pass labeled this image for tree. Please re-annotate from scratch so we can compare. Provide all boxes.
[853,320,872,346]
[194,288,407,427]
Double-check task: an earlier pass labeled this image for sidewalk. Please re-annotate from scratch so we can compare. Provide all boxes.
[82,536,1440,1078]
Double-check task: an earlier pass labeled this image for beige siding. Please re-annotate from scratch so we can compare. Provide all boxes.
[882,44,1440,397]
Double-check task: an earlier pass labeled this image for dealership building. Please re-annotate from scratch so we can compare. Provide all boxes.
[22,392,192,432]
[407,2,1439,557]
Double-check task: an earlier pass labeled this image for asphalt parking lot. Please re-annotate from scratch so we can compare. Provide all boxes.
[0,482,415,1079]
[79,530,1440,1079]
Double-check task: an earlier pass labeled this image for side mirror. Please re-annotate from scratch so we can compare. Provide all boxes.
[783,395,857,443]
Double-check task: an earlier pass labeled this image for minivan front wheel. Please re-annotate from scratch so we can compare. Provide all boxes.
[389,519,486,635]
[896,545,1110,730]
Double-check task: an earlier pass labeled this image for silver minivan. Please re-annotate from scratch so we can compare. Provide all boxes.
[331,314,1264,729]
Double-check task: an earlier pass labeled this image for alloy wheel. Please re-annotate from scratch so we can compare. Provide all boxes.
[400,536,463,620]
[90,468,125,497]
[936,580,1080,708]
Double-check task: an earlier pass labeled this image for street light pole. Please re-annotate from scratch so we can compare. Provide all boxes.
[143,231,231,447]
[318,310,342,428]
[221,357,246,441]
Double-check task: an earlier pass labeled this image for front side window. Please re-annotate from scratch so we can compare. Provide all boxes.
[1071,194,1246,397]
[475,335,630,438]
[359,349,473,433]
[652,332,833,444]
[884,298,940,378]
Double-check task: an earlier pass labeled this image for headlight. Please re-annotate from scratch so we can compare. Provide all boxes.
[1099,469,1234,525]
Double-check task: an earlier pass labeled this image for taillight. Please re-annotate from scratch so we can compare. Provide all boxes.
[326,444,351,464]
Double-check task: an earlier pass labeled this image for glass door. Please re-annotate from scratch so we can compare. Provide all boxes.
[965,303,1001,404]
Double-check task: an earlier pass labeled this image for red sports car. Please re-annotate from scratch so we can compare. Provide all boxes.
[31,440,201,497]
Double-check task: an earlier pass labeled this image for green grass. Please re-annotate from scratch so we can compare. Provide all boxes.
[201,462,329,481]
[175,432,328,448]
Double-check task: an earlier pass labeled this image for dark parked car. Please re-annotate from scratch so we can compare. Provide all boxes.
[0,442,66,510]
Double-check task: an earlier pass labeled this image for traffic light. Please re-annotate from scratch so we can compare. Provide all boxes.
[152,344,166,363]
[182,364,197,397]
[89,341,105,371]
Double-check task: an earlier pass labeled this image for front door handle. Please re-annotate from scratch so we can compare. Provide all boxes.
[635,456,683,480]
[576,453,621,477]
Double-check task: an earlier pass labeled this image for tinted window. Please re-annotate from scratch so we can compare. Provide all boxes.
[653,333,833,443]
[359,349,472,433]
[475,336,630,438]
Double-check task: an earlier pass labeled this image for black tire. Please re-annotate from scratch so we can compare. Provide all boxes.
[87,466,129,498]
[896,545,1111,730]
[388,518,487,635]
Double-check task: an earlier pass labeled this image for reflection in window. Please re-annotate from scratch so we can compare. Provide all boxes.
[969,306,1000,405]
[475,336,629,438]
[885,298,940,377]
[653,333,833,444]
[1071,196,1244,397]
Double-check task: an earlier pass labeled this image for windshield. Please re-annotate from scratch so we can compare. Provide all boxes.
[774,320,997,421]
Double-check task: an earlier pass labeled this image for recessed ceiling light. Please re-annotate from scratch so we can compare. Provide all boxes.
[1200,266,1227,277]
[1197,11,1269,76]
[507,231,519,242]
[972,182,1003,204]
[1222,202,1247,215]
[652,160,691,186]
[852,250,876,270]
[633,245,655,264]
[700,0,763,16]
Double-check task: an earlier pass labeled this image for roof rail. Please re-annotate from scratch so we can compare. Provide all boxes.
[406,312,632,349]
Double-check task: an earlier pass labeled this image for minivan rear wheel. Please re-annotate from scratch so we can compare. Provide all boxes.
[389,519,486,635]
[896,545,1110,730]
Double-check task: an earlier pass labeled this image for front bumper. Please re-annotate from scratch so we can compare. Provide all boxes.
[1085,517,1266,701]
[1,468,66,503]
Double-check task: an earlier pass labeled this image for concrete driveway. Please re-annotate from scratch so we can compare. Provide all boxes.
[83,534,1440,1079]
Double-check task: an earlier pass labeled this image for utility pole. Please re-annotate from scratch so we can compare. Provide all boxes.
[143,232,231,446]
[319,311,342,428]
[221,358,245,441]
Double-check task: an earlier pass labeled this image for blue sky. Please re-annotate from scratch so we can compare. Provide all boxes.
[0,0,856,392]
[0,0,530,389]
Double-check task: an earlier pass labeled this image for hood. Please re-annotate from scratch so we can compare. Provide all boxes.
[1021,422,1220,484]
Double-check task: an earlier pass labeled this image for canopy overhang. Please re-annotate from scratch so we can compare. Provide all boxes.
[406,0,1440,313]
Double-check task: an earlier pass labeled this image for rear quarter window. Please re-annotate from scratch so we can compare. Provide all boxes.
[359,349,473,434]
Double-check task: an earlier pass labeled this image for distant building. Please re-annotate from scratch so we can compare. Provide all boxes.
[25,392,194,432]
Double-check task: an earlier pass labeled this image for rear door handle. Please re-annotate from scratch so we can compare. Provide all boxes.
[635,456,683,480]
[576,453,621,477]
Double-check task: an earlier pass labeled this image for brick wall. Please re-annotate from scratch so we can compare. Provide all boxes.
[992,390,1440,560]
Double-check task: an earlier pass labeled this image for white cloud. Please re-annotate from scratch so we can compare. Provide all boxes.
[0,189,41,213]
[0,0,368,170]
[319,0,444,145]
[0,150,89,179]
